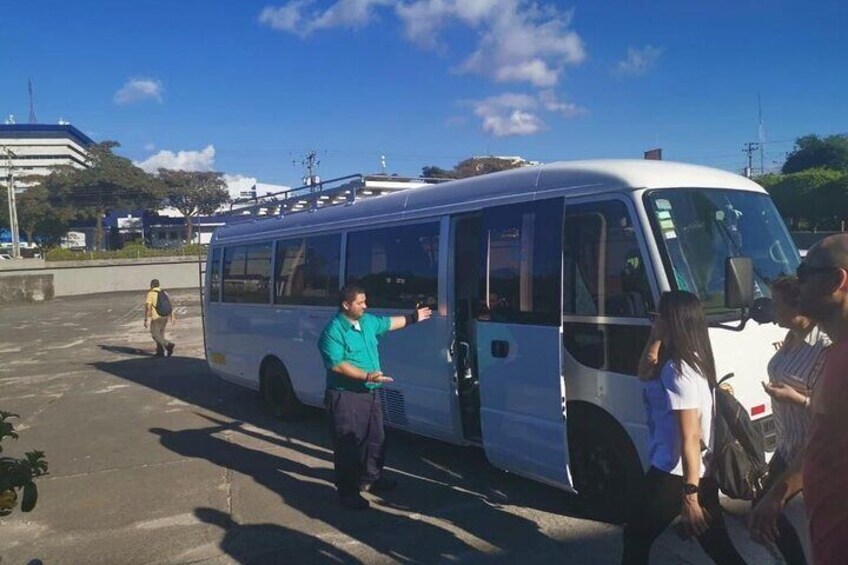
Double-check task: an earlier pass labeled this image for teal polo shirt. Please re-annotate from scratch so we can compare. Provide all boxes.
[318,312,392,393]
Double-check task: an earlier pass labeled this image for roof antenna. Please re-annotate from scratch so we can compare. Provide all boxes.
[28,79,37,124]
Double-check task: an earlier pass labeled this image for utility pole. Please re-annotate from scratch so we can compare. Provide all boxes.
[293,150,321,190]
[742,142,760,178]
[2,147,21,259]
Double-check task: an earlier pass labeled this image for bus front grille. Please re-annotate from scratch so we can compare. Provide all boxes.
[379,388,408,427]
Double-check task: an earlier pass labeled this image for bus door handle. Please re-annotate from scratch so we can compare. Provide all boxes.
[491,340,509,358]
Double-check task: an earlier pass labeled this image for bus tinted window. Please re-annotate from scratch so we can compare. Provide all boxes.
[480,200,563,325]
[222,243,272,304]
[346,223,439,309]
[563,200,653,318]
[275,234,341,306]
[209,247,221,302]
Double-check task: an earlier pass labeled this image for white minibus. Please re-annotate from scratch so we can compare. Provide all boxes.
[203,160,792,519]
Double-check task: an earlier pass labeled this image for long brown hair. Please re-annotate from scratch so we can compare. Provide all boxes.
[658,290,717,387]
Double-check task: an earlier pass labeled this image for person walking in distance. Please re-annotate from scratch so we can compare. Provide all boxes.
[318,284,431,510]
[144,279,175,357]
[622,290,746,565]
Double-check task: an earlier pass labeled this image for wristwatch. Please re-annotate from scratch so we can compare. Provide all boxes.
[683,483,699,496]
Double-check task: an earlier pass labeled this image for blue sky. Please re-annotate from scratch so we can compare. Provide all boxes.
[1,0,846,187]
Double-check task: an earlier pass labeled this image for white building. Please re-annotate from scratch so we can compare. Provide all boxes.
[0,123,93,178]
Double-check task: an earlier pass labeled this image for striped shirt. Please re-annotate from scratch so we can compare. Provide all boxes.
[767,326,831,461]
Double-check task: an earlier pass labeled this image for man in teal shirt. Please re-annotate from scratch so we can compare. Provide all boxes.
[318,284,431,510]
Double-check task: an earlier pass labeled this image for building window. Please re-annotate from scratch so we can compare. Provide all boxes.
[346,223,439,309]
[222,242,272,304]
[275,234,340,306]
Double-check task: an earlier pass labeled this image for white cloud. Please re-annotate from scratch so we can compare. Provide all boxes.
[136,145,216,173]
[260,1,586,87]
[472,93,544,137]
[538,89,586,118]
[144,142,157,152]
[260,0,393,36]
[114,78,164,105]
[224,174,259,200]
[470,90,585,136]
[452,3,586,87]
[259,0,309,32]
[614,45,663,76]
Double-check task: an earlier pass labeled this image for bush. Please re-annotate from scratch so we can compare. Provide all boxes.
[0,411,48,516]
[46,244,207,262]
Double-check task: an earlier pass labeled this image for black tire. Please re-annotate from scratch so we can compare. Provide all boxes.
[569,405,644,524]
[260,359,303,421]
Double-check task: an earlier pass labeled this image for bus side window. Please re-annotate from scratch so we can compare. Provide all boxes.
[479,199,563,325]
[564,201,653,319]
[346,223,439,309]
[563,200,653,373]
[223,243,272,304]
[275,234,340,306]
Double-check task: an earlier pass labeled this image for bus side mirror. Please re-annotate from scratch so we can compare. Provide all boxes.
[725,257,754,309]
[750,297,774,324]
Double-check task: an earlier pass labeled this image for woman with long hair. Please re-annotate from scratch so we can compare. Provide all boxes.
[622,290,746,564]
[749,276,830,563]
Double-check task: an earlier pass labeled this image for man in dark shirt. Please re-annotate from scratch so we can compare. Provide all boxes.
[318,284,431,510]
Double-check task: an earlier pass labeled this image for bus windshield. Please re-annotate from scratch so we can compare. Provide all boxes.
[644,188,800,312]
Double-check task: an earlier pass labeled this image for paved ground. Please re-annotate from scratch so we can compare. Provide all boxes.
[0,291,807,564]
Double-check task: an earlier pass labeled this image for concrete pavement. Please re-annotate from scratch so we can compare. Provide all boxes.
[0,291,801,564]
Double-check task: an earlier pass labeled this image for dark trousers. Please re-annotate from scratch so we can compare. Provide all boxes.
[622,467,747,565]
[325,389,386,497]
[752,452,807,565]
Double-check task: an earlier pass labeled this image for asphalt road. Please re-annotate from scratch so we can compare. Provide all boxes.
[0,291,805,564]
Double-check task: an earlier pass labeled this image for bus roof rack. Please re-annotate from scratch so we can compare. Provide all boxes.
[222,173,448,220]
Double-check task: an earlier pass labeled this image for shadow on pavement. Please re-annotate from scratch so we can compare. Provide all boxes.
[98,345,154,357]
[194,507,357,564]
[92,356,618,562]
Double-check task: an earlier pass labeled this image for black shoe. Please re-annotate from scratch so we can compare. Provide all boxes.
[166,343,175,357]
[339,493,370,510]
[361,477,397,493]
[155,346,165,357]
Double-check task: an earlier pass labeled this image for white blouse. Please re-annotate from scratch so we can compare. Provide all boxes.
[767,326,831,461]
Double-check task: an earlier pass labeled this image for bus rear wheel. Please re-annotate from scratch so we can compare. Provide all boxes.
[260,359,303,421]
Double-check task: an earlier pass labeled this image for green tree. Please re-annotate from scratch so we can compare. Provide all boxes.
[422,156,527,180]
[782,134,848,174]
[47,142,160,250]
[759,168,848,230]
[158,169,229,243]
[14,178,71,247]
[421,166,458,179]
[1,411,48,516]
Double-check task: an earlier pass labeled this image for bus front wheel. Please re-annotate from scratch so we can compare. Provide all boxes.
[569,405,644,524]
[260,359,303,420]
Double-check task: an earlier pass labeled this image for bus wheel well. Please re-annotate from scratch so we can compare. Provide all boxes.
[567,400,644,524]
[259,355,303,420]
